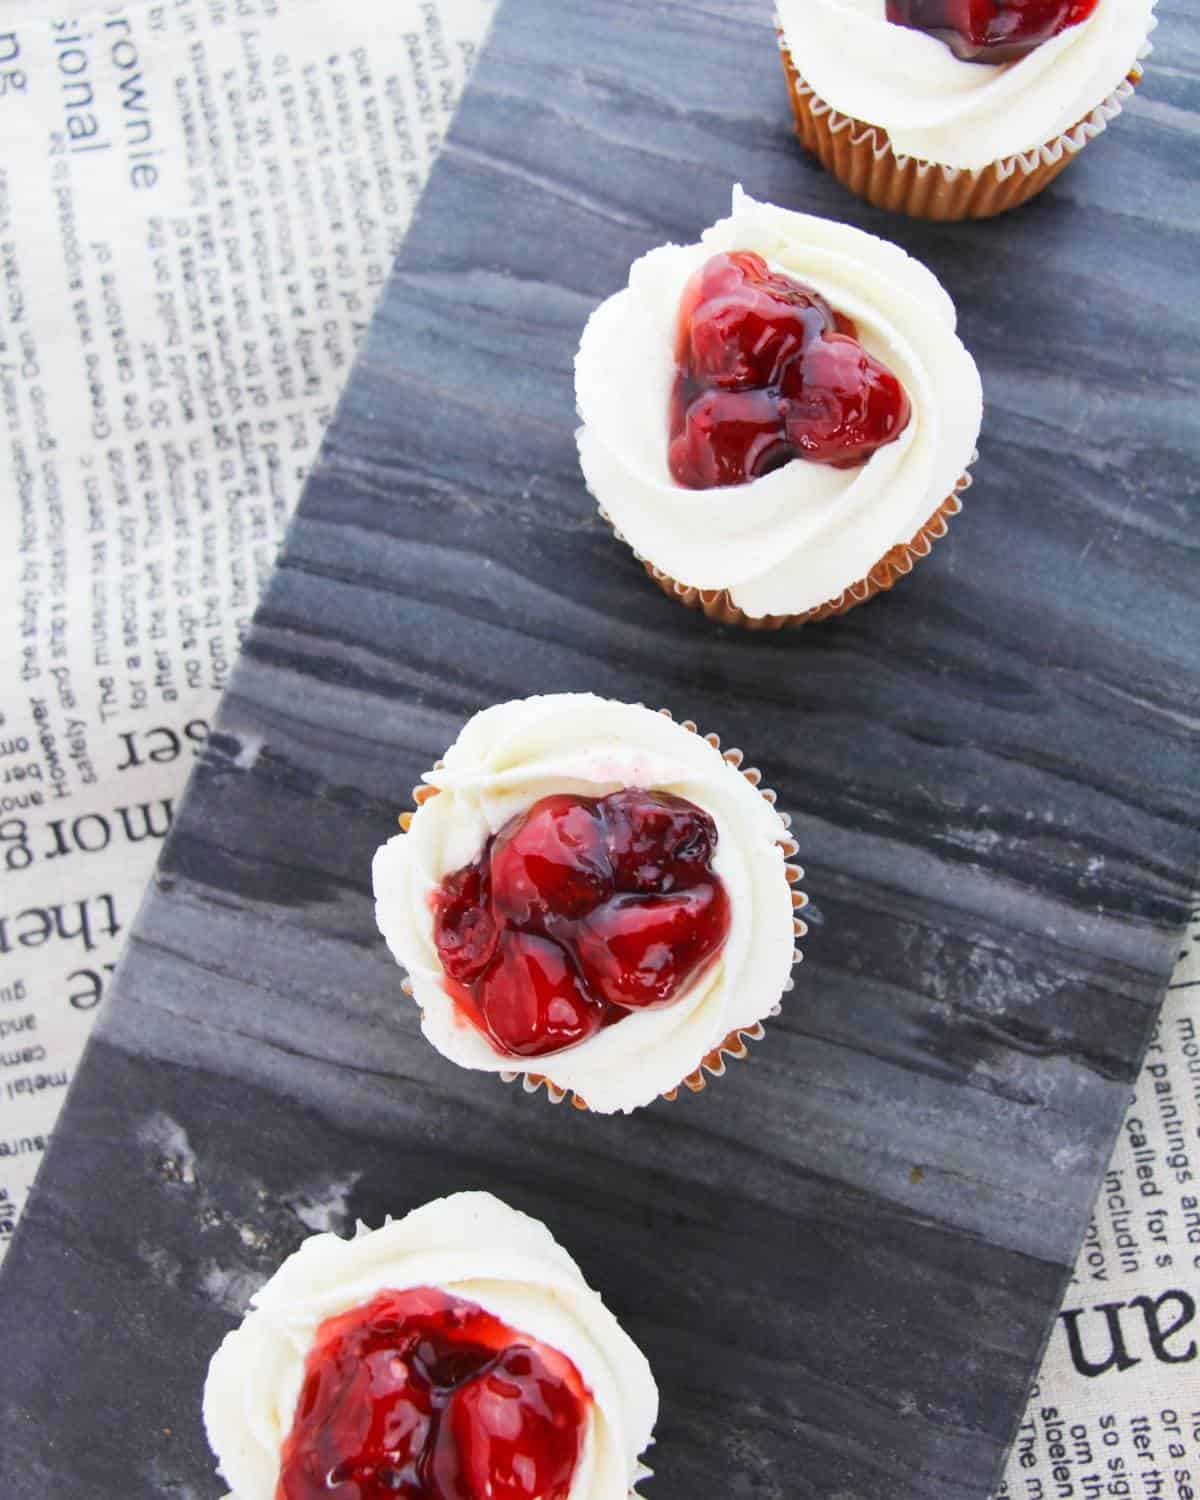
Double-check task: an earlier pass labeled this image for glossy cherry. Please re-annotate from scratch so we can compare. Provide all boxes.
[489,794,611,926]
[885,0,1100,63]
[575,883,731,1010]
[431,789,731,1057]
[668,251,911,488]
[433,863,498,984]
[444,1345,582,1500]
[276,1287,587,1500]
[477,931,605,1056]
[604,786,717,893]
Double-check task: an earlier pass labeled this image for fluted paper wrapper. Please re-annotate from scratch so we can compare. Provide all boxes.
[397,714,807,1111]
[778,41,1143,222]
[614,466,972,632]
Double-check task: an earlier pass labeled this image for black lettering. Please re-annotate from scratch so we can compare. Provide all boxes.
[0,817,32,871]
[1129,1291,1197,1365]
[42,817,72,860]
[115,729,143,771]
[1059,1303,1141,1377]
[71,812,111,853]
[68,966,112,1010]
[116,798,172,843]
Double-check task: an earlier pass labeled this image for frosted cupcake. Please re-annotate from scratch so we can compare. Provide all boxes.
[575,189,981,628]
[372,694,803,1112]
[777,0,1157,219]
[203,1192,658,1500]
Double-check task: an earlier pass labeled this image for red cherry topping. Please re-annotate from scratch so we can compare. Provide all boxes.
[433,864,498,985]
[885,0,1100,63]
[444,1345,581,1500]
[477,932,604,1057]
[668,251,911,489]
[490,795,611,926]
[430,789,731,1058]
[604,786,717,893]
[575,883,731,1011]
[277,1287,587,1500]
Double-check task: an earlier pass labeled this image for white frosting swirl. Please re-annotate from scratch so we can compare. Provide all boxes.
[575,189,981,620]
[777,0,1156,170]
[372,693,796,1113]
[203,1192,658,1500]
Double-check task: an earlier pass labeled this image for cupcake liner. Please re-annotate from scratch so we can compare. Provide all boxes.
[608,463,973,632]
[778,38,1144,221]
[396,711,807,1111]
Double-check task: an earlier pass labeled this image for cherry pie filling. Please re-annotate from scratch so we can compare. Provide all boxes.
[277,1287,588,1500]
[431,788,731,1058]
[668,250,911,490]
[884,0,1101,64]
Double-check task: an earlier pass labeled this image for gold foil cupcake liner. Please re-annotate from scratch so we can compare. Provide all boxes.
[606,464,973,632]
[396,710,807,1111]
[778,39,1144,221]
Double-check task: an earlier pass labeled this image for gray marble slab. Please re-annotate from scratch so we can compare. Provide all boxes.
[1,2,1197,1497]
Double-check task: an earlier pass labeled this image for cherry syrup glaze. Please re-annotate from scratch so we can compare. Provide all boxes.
[667,251,911,489]
[885,0,1100,64]
[431,789,731,1058]
[276,1287,588,1500]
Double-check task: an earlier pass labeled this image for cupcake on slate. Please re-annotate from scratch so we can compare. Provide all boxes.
[777,0,1157,219]
[204,1191,658,1500]
[575,188,981,629]
[372,693,803,1113]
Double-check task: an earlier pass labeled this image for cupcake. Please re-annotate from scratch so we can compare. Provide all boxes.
[776,0,1156,220]
[575,189,981,629]
[372,693,803,1113]
[203,1191,658,1499]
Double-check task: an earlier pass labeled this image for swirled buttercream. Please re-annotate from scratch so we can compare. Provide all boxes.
[203,1192,658,1500]
[776,0,1156,170]
[372,693,796,1112]
[575,189,981,620]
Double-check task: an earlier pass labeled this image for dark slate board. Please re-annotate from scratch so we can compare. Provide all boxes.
[2,2,1197,1497]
